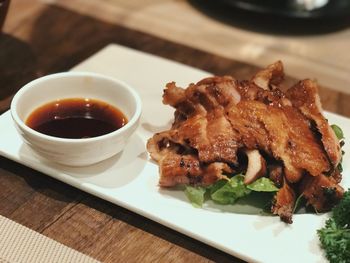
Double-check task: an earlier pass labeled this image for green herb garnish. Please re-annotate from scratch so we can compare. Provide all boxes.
[185,175,278,208]
[247,177,279,192]
[184,186,206,207]
[210,175,251,205]
[318,190,350,263]
[331,124,345,174]
[331,124,344,140]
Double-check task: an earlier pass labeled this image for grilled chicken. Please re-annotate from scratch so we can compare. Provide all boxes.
[272,178,296,224]
[244,149,267,184]
[147,61,344,223]
[286,80,342,167]
[299,173,343,212]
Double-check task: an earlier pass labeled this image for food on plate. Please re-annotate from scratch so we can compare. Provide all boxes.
[318,189,350,263]
[147,61,345,223]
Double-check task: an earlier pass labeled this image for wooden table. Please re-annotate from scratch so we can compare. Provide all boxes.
[0,1,349,262]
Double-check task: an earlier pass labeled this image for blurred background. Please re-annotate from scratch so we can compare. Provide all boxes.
[1,0,350,94]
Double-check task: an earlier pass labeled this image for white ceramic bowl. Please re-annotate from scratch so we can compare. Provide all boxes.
[10,72,142,166]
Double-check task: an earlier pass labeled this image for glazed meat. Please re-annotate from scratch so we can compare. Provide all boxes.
[147,139,232,187]
[272,179,296,224]
[286,80,342,167]
[299,173,343,212]
[226,100,330,183]
[147,61,344,223]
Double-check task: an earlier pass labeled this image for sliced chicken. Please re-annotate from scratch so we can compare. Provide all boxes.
[272,179,296,224]
[158,151,231,187]
[268,164,284,188]
[299,173,344,212]
[147,61,344,223]
[158,152,202,187]
[228,100,330,183]
[244,149,267,184]
[286,79,342,167]
[252,60,284,90]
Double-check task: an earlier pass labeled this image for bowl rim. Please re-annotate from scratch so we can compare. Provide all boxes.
[10,71,142,144]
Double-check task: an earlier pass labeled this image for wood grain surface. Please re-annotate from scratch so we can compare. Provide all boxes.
[0,1,349,263]
[52,0,350,94]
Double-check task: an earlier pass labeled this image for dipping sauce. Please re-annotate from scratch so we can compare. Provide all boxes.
[26,98,128,139]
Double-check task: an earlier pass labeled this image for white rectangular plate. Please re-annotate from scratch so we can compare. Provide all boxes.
[1,44,349,263]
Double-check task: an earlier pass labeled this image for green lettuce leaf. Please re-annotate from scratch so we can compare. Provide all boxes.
[208,179,227,195]
[331,124,344,140]
[210,175,251,205]
[247,177,279,192]
[184,186,206,207]
[184,176,279,208]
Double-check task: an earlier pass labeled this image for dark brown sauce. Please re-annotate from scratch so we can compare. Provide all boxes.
[26,98,128,139]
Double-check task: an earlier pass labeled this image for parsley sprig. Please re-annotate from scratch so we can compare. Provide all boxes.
[318,190,350,263]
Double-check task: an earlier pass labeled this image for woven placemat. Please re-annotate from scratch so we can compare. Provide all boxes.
[0,215,100,263]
